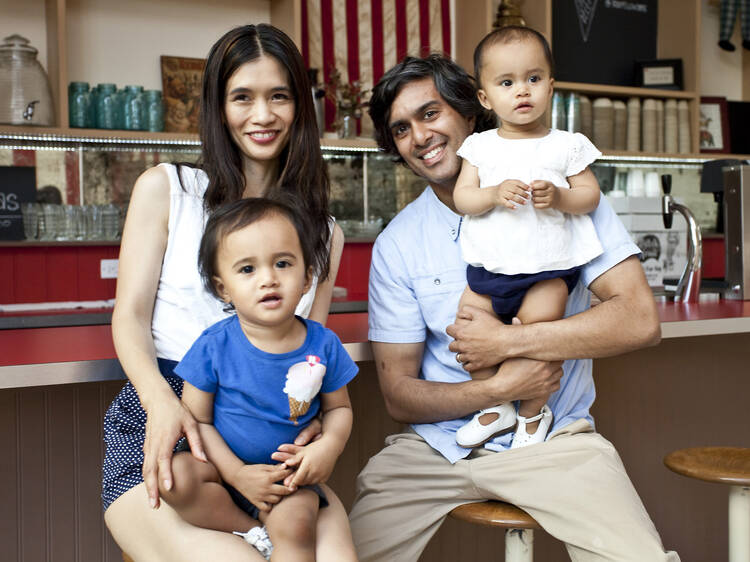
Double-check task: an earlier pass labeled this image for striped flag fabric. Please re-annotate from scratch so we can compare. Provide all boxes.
[302,0,452,132]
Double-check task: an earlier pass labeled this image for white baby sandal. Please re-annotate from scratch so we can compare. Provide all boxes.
[234,526,273,560]
[456,402,517,448]
[510,404,553,449]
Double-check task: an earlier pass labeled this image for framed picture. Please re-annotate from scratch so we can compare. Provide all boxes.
[160,56,205,133]
[700,96,730,153]
[634,59,683,90]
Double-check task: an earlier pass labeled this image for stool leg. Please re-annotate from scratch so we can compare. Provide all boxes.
[729,486,750,562]
[505,528,533,562]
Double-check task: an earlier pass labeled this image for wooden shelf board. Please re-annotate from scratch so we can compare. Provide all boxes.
[555,82,696,100]
[0,124,198,144]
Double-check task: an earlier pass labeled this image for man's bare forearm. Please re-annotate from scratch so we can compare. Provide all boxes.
[498,257,661,361]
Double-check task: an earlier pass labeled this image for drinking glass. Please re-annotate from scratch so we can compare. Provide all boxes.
[102,204,121,240]
[21,202,39,240]
[40,203,62,240]
[84,204,104,240]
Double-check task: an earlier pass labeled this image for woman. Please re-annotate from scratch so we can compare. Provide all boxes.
[103,24,346,560]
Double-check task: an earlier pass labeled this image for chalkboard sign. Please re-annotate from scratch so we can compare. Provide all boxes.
[552,0,657,86]
[0,166,36,240]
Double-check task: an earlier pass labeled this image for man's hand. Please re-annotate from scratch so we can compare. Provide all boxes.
[530,180,560,209]
[447,305,518,370]
[496,179,530,209]
[230,463,295,513]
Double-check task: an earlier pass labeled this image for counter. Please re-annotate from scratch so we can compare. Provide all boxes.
[1,302,749,560]
[2,301,750,389]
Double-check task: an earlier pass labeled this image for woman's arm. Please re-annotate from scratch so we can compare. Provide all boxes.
[111,165,205,508]
[307,222,345,325]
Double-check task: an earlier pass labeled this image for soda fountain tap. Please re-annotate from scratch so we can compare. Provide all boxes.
[661,174,702,303]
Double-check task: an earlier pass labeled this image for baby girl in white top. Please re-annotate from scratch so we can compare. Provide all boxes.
[453,26,604,450]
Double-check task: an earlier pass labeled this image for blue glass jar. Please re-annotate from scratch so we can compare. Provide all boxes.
[68,81,91,128]
[123,85,145,130]
[95,83,117,129]
[144,90,164,132]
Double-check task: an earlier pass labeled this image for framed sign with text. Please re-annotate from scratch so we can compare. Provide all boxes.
[635,59,683,90]
[0,166,36,240]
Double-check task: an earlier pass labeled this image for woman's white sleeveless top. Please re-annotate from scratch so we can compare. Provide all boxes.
[151,163,317,361]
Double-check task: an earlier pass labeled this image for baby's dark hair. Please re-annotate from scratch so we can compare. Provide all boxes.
[473,26,554,87]
[198,195,328,302]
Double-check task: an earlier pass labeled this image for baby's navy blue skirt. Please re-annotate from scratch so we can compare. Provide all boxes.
[466,265,581,324]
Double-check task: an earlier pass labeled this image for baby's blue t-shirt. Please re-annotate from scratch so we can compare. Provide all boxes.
[175,315,358,464]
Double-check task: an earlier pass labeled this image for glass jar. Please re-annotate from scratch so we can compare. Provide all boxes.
[0,34,55,126]
[123,85,145,130]
[95,83,118,129]
[68,81,91,128]
[144,90,164,132]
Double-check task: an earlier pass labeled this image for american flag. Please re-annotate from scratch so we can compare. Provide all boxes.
[301,0,452,132]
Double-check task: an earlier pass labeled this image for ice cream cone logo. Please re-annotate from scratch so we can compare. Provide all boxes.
[283,355,326,424]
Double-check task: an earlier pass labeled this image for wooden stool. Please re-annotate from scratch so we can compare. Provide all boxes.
[449,500,541,562]
[664,447,750,562]
[122,553,134,562]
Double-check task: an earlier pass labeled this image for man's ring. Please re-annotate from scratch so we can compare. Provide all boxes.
[456,353,463,364]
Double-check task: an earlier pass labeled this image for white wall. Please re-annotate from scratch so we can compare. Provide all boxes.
[67,0,271,90]
[1,0,48,70]
[700,0,744,100]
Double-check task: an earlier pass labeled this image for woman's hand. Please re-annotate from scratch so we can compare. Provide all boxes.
[231,463,295,513]
[141,390,206,509]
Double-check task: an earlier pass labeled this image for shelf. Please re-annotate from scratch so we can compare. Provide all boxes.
[0,125,381,151]
[554,82,697,100]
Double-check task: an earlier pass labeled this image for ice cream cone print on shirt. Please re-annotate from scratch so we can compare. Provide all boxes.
[283,355,326,424]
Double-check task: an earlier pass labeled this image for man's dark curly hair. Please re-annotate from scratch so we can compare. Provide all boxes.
[368,53,496,163]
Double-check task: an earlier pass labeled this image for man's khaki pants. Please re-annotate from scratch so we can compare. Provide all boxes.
[349,420,680,562]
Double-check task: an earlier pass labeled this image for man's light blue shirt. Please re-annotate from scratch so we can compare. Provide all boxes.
[368,187,640,463]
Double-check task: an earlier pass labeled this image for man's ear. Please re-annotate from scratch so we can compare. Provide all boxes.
[213,276,230,303]
[477,89,493,111]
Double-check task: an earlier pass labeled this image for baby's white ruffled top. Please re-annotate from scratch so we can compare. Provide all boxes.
[457,128,604,275]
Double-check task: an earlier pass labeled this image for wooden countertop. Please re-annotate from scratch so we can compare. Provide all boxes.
[2,302,750,389]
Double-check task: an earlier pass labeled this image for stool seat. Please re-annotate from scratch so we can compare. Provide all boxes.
[450,500,541,530]
[664,447,750,487]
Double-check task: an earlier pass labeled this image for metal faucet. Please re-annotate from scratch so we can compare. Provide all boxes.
[661,174,702,303]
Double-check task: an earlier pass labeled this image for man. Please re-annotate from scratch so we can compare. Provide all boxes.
[347,54,678,561]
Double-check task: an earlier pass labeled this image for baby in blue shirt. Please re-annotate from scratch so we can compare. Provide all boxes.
[162,197,358,561]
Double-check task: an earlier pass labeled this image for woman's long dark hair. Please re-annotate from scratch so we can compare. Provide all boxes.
[198,24,331,280]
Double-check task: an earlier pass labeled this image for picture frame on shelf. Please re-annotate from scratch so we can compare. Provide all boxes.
[634,59,683,90]
[700,97,730,154]
[160,56,205,133]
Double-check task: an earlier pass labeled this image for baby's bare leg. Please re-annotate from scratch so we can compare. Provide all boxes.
[159,452,257,534]
[516,278,569,434]
[263,488,319,562]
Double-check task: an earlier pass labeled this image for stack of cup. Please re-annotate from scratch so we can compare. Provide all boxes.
[642,99,657,153]
[626,97,641,152]
[579,95,593,139]
[678,100,691,153]
[613,100,627,150]
[550,92,566,130]
[592,98,614,150]
[655,100,665,153]
[664,99,678,153]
